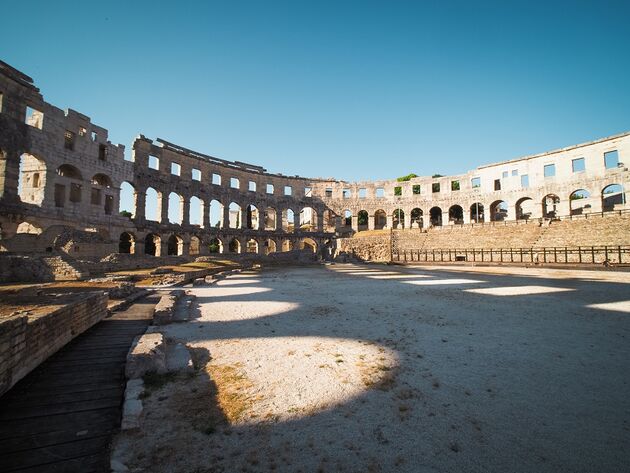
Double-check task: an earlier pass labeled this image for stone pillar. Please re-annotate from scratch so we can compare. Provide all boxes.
[335,215,343,232]
[530,201,543,219]
[422,216,431,229]
[403,212,411,230]
[159,239,168,257]
[351,215,358,232]
[386,214,393,229]
[0,150,20,203]
[160,192,169,224]
[182,197,191,226]
[368,215,375,230]
[135,187,146,221]
[202,200,210,228]
[556,199,570,218]
[222,204,230,229]
[134,238,145,256]
[316,211,324,232]
[182,240,190,256]
[506,203,517,221]
[463,210,471,225]
[281,209,289,232]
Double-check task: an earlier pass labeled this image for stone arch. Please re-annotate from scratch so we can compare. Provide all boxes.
[542,194,560,218]
[144,233,161,256]
[374,209,387,230]
[119,232,135,254]
[357,210,369,231]
[470,203,485,223]
[301,237,317,253]
[168,192,184,225]
[490,200,508,222]
[228,237,241,253]
[91,173,112,187]
[343,209,352,227]
[209,237,223,254]
[17,153,46,205]
[228,202,242,229]
[264,207,277,230]
[323,209,336,232]
[448,205,464,224]
[189,196,204,226]
[246,238,259,253]
[569,189,591,216]
[282,239,294,252]
[145,187,162,222]
[429,207,442,226]
[299,207,317,232]
[392,209,404,229]
[190,235,201,255]
[602,184,625,211]
[167,234,184,256]
[265,239,277,255]
[283,209,295,232]
[516,197,534,220]
[246,204,260,230]
[209,200,224,228]
[56,164,82,180]
[119,181,136,218]
[410,208,423,228]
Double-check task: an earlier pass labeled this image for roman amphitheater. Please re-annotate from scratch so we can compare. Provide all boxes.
[1,60,629,473]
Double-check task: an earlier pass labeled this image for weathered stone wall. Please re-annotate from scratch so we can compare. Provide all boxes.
[337,231,392,262]
[0,292,108,397]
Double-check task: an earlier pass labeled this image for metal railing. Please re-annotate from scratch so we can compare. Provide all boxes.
[392,245,630,265]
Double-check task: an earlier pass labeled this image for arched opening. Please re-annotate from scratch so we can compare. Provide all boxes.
[167,234,183,256]
[516,197,534,220]
[228,202,242,229]
[283,209,295,232]
[228,238,241,253]
[190,236,201,255]
[189,196,204,226]
[209,237,223,254]
[299,207,317,231]
[301,237,317,253]
[209,200,223,228]
[448,205,464,224]
[410,208,423,228]
[246,204,259,230]
[145,187,161,222]
[56,164,83,206]
[119,181,136,218]
[490,200,508,222]
[569,190,591,215]
[144,233,161,256]
[282,239,293,252]
[265,239,277,255]
[542,194,560,218]
[357,210,369,231]
[470,203,484,223]
[602,184,625,211]
[374,209,387,230]
[90,174,113,214]
[246,239,259,253]
[168,192,184,225]
[323,210,336,232]
[18,153,46,205]
[119,232,135,254]
[91,173,112,187]
[343,209,352,227]
[392,209,404,229]
[264,208,277,230]
[429,207,442,226]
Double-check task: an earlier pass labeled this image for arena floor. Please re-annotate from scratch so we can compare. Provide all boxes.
[114,264,630,473]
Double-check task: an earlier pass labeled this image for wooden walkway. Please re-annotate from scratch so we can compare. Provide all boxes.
[0,295,157,473]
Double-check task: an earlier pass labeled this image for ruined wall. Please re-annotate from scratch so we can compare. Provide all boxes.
[337,231,392,262]
[0,292,108,397]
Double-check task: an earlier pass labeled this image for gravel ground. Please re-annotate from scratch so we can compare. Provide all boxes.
[114,264,630,473]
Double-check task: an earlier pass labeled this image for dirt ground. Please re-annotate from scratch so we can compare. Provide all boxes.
[114,264,630,473]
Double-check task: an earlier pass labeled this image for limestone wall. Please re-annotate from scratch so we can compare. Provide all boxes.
[0,292,108,397]
[337,231,392,262]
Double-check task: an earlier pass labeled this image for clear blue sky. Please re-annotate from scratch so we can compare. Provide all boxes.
[2,0,629,181]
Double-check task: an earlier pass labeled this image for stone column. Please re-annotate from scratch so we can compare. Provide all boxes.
[0,150,20,203]
[403,212,411,229]
[160,192,169,224]
[506,203,517,222]
[182,197,191,226]
[386,214,393,229]
[134,187,146,221]
[351,215,358,232]
[202,200,210,228]
[463,210,471,225]
[222,204,230,229]
[368,215,375,230]
[556,199,570,218]
[182,239,191,256]
[422,216,431,229]
[316,211,324,232]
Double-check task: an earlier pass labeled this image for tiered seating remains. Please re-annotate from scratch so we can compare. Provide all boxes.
[533,213,630,248]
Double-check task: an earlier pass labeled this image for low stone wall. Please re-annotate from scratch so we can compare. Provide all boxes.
[337,232,392,262]
[0,292,108,397]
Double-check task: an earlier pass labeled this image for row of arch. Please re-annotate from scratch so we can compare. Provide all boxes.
[119,232,321,256]
[338,185,626,229]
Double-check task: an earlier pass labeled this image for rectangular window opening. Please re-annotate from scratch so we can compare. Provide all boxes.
[284,185,292,196]
[512,169,518,176]
[25,106,44,129]
[212,173,221,185]
[304,186,312,197]
[432,183,440,193]
[502,171,508,179]
[230,177,240,189]
[412,185,421,195]
[604,150,619,169]
[69,183,82,203]
[544,164,556,178]
[266,183,274,194]
[64,130,75,151]
[104,195,114,215]
[249,181,257,192]
[572,157,585,173]
[79,127,87,137]
[394,186,402,196]
[471,177,481,188]
[192,168,201,181]
[521,174,529,188]
[148,155,159,170]
[171,162,181,176]
[54,184,65,207]
[98,144,108,161]
[91,131,98,141]
[494,179,501,191]
[358,188,367,198]
[325,187,333,197]
[451,180,460,191]
[343,188,352,198]
[91,187,102,205]
[376,187,385,198]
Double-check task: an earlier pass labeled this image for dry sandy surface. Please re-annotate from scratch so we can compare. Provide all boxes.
[114,264,630,473]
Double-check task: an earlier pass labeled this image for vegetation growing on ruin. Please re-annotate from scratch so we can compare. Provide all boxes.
[396,173,418,182]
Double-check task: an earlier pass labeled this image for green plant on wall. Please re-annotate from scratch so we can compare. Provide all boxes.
[397,173,418,182]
